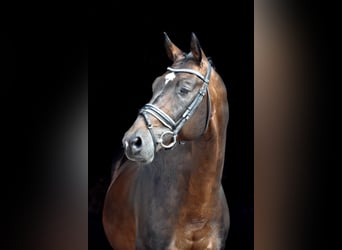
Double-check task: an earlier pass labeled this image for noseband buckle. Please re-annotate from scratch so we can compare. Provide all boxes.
[159,131,177,149]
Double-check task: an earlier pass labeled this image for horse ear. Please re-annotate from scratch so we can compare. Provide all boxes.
[190,32,207,64]
[164,32,183,62]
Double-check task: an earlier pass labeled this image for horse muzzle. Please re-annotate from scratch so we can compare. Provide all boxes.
[122,125,155,164]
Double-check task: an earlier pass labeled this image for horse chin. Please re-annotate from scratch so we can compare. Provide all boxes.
[139,155,154,165]
[124,149,155,165]
[126,154,154,165]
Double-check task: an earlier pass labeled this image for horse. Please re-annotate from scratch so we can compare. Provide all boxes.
[102,32,230,250]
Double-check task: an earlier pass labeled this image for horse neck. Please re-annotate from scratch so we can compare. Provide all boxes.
[183,79,229,215]
[189,122,226,194]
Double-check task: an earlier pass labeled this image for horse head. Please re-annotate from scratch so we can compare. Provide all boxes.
[122,32,223,164]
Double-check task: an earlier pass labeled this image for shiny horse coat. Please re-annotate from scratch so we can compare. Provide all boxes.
[103,33,230,250]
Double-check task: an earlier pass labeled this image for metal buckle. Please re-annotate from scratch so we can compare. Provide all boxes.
[160,131,177,149]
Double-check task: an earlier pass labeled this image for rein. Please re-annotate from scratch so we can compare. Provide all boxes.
[139,63,212,150]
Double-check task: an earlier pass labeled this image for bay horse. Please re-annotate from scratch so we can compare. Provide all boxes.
[103,32,230,249]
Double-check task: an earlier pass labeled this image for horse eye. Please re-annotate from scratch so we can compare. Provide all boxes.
[179,87,190,95]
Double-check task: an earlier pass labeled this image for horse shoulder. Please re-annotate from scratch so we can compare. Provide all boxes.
[103,158,139,249]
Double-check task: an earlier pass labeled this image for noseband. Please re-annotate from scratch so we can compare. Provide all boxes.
[139,63,212,150]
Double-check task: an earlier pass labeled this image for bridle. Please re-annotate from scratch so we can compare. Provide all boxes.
[139,62,212,150]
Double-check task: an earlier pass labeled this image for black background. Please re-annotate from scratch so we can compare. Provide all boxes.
[89,2,253,250]
[2,1,338,250]
[1,1,253,249]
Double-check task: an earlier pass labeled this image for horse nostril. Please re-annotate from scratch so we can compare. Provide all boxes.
[130,136,143,153]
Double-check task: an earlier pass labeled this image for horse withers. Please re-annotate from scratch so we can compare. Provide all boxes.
[103,32,230,250]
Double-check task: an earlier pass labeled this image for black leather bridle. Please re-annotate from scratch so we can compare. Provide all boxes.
[139,63,212,150]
